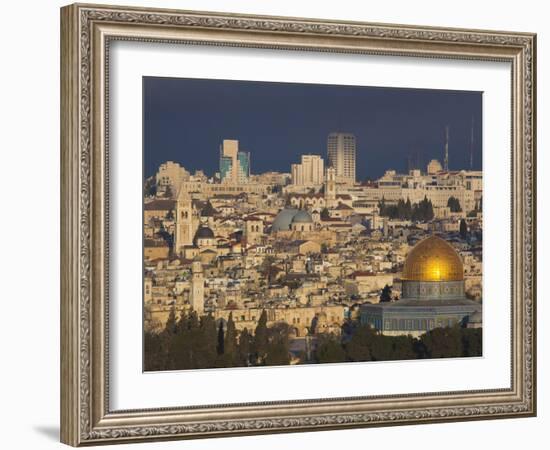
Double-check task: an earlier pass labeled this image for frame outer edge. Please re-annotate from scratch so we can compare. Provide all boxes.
[528,33,536,416]
[61,4,81,447]
[61,2,537,445]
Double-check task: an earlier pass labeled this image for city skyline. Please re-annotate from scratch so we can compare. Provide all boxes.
[143,76,483,372]
[143,77,482,180]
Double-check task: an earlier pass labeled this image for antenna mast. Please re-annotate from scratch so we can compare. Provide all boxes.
[469,117,474,170]
[444,125,449,171]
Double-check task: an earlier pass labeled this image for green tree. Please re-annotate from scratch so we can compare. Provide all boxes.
[164,305,178,335]
[380,284,392,303]
[315,334,346,363]
[413,196,434,221]
[420,325,463,358]
[195,313,218,368]
[237,328,252,366]
[459,219,468,239]
[320,207,330,220]
[171,310,201,370]
[389,335,417,360]
[447,196,462,212]
[253,310,269,364]
[396,199,406,219]
[220,312,238,367]
[345,325,416,362]
[216,320,225,356]
[461,328,482,357]
[265,322,291,366]
[378,197,387,216]
[405,198,412,220]
[369,335,394,361]
[345,325,375,362]
[144,331,163,371]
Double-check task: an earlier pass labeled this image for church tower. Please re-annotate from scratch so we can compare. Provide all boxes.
[190,258,204,315]
[244,218,264,246]
[175,189,199,254]
[325,167,337,208]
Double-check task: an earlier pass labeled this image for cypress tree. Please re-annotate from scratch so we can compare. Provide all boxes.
[216,320,225,356]
[195,313,218,369]
[380,284,392,302]
[315,334,346,363]
[405,198,412,220]
[172,310,200,370]
[253,310,269,364]
[459,219,468,239]
[345,325,375,362]
[164,305,177,335]
[223,312,238,367]
[237,328,252,367]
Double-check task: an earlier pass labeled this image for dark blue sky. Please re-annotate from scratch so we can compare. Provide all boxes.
[143,77,482,180]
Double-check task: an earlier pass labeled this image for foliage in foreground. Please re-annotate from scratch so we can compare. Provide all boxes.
[145,308,482,371]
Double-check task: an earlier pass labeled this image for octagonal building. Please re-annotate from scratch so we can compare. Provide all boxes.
[360,235,481,337]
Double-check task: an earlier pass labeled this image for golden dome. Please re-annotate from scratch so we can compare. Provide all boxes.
[402,235,463,282]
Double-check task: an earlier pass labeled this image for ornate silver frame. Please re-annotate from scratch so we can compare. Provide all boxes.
[60,3,536,446]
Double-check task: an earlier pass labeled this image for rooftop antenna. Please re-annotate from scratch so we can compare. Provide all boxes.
[469,117,474,170]
[444,125,449,171]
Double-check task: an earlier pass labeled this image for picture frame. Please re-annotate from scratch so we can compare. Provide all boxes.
[60,2,536,446]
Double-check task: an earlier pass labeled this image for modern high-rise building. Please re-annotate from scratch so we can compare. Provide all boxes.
[237,150,250,183]
[219,139,250,184]
[327,132,356,185]
[291,154,324,186]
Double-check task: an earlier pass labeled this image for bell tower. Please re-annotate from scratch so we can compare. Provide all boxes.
[175,189,199,254]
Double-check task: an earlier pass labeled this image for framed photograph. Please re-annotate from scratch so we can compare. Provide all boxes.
[60,3,537,446]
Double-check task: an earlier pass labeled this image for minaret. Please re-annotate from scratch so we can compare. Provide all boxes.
[325,167,336,208]
[190,258,204,315]
[443,125,449,172]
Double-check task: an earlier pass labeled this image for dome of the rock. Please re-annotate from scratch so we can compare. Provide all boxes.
[402,235,464,282]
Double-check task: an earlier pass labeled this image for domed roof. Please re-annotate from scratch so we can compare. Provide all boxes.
[194,226,214,239]
[271,208,299,232]
[402,235,463,282]
[291,210,313,224]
